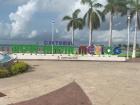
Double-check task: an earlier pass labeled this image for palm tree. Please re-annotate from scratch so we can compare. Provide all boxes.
[81,0,105,46]
[128,0,140,58]
[63,9,83,45]
[103,0,128,47]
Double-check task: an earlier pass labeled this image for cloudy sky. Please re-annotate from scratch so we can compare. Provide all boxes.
[0,0,139,45]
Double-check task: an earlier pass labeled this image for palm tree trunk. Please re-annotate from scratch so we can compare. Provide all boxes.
[109,12,113,47]
[89,15,92,46]
[127,15,131,59]
[132,11,138,58]
[72,23,74,45]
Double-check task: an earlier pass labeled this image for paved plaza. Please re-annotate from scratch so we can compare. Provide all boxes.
[0,61,140,105]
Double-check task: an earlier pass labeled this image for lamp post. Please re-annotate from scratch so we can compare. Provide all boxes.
[51,19,55,54]
[127,10,131,59]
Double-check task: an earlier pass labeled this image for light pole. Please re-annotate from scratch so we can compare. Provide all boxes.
[51,19,55,54]
[127,10,131,59]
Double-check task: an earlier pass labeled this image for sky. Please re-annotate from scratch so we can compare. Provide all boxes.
[0,0,139,45]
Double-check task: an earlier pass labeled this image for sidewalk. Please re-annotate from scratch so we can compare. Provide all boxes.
[0,61,140,105]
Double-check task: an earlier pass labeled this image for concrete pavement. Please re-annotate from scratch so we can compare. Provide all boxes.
[0,61,140,105]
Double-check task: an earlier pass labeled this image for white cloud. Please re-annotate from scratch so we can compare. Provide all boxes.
[28,30,38,38]
[93,29,140,44]
[9,0,38,36]
[3,0,29,5]
[0,22,11,37]
[4,0,75,38]
[70,0,107,16]
[37,0,76,13]
[70,0,88,17]
[0,0,139,45]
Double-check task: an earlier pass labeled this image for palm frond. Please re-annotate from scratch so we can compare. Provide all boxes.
[63,8,83,32]
[83,12,88,26]
[62,16,72,21]
[128,0,140,23]
[96,10,105,22]
[81,0,91,4]
[137,3,140,10]
[104,0,128,15]
[73,9,81,18]
[67,20,73,31]
[83,8,92,26]
[93,3,103,8]
[81,0,103,31]
[130,10,136,22]
[103,4,112,15]
[73,18,84,30]
[119,6,128,16]
[90,11,100,30]
[137,14,140,29]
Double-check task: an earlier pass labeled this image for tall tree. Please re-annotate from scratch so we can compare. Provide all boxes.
[103,0,128,46]
[81,0,105,46]
[63,9,83,45]
[128,0,140,58]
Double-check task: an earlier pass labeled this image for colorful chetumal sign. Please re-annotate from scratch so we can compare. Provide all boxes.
[79,45,122,55]
[11,43,122,55]
[44,41,72,46]
[0,39,123,56]
[2,42,126,61]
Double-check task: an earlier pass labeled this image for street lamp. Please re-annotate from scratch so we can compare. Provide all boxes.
[127,10,131,59]
[51,19,55,54]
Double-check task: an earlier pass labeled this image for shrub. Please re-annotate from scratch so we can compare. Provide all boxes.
[0,68,10,78]
[10,62,29,75]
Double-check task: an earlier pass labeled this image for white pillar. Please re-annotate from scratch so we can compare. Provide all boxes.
[132,11,138,58]
[127,15,130,59]
[51,19,55,54]
[109,12,113,47]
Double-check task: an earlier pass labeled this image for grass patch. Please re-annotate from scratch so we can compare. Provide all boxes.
[0,62,29,78]
[118,50,140,58]
[0,68,10,78]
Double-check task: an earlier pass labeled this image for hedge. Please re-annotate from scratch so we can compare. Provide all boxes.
[10,62,29,75]
[0,62,29,78]
[0,68,10,78]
